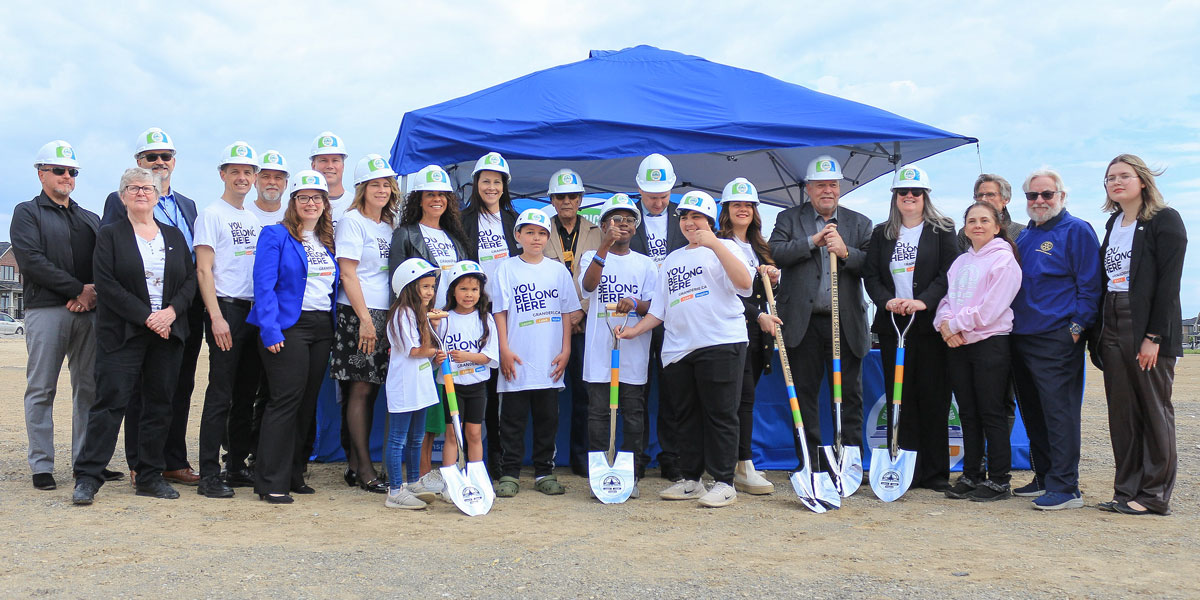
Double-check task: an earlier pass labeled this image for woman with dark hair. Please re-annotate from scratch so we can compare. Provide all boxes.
[249,170,339,504]
[935,201,1022,501]
[863,165,960,492]
[715,177,781,496]
[1096,154,1186,516]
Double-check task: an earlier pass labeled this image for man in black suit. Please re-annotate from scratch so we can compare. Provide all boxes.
[628,154,688,481]
[767,155,872,470]
[101,127,203,487]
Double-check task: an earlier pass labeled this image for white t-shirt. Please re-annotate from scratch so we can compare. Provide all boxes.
[1104,219,1136,293]
[577,250,657,385]
[436,309,500,386]
[642,211,669,266]
[420,223,460,310]
[385,307,439,413]
[329,193,353,230]
[246,200,286,226]
[300,231,335,312]
[649,240,753,366]
[492,256,582,392]
[136,230,166,311]
[889,224,922,300]
[731,237,759,270]
[335,209,393,310]
[193,199,260,300]
[476,212,512,303]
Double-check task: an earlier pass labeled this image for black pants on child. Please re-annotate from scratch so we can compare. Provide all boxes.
[664,343,746,485]
[586,382,646,471]
[499,388,559,479]
[948,335,1012,485]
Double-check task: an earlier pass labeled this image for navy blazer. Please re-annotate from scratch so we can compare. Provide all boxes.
[249,224,339,347]
[864,222,960,338]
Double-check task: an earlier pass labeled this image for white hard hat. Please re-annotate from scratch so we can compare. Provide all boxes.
[410,165,453,192]
[354,154,398,186]
[891,164,932,192]
[513,208,552,235]
[220,141,258,170]
[635,153,676,193]
[35,140,79,169]
[135,127,175,157]
[446,260,487,288]
[472,152,511,180]
[675,191,719,221]
[392,257,439,296]
[259,149,289,174]
[720,177,759,204]
[310,131,348,158]
[599,193,641,227]
[805,155,843,181]
[287,170,328,198]
[548,168,584,195]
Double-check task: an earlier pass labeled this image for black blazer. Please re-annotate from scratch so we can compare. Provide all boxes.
[1098,207,1187,357]
[864,222,960,338]
[102,188,198,235]
[93,218,196,352]
[388,223,470,283]
[460,206,522,262]
[768,202,873,357]
[629,200,687,257]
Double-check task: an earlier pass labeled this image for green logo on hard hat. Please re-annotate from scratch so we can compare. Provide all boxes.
[901,168,919,181]
[369,158,386,172]
[301,175,319,185]
[557,173,577,186]
[817,160,834,173]
[265,153,282,165]
[733,182,750,194]
[645,168,666,182]
[148,131,167,144]
[56,146,75,159]
[486,155,504,166]
[426,170,445,183]
[682,195,701,206]
[320,136,336,148]
[231,145,250,158]
[612,194,632,206]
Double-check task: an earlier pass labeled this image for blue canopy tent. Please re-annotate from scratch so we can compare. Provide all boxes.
[389,45,976,206]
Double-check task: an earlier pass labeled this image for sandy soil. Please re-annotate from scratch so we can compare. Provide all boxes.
[0,336,1196,599]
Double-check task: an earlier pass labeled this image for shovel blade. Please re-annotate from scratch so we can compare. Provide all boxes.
[788,468,827,513]
[869,447,917,502]
[813,471,842,509]
[588,450,635,504]
[441,462,495,516]
[830,445,863,497]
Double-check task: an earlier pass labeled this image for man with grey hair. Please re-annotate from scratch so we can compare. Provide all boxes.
[958,174,1024,249]
[1009,168,1101,510]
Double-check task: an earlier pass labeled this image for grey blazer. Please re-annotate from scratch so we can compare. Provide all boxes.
[767,202,873,358]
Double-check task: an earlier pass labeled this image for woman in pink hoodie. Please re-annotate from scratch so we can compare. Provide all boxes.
[934,202,1022,501]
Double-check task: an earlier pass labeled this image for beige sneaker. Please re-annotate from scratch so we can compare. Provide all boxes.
[733,460,775,495]
[660,479,706,500]
[408,471,444,502]
[698,482,737,508]
[384,485,428,510]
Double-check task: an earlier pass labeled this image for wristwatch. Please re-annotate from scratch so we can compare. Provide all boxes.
[1069,322,1083,336]
[1145,333,1163,344]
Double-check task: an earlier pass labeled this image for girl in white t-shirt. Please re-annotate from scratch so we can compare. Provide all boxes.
[383,258,445,510]
[437,261,499,468]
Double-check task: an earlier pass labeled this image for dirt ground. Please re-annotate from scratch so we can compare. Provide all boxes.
[0,336,1196,599]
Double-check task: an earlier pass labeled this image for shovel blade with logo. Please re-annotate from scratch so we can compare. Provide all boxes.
[441,461,495,517]
[869,313,918,503]
[589,305,637,504]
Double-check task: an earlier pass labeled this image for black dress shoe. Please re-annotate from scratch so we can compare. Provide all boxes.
[32,473,57,490]
[225,467,255,487]
[135,477,181,499]
[1114,501,1153,516]
[259,493,294,504]
[101,468,125,481]
[359,478,387,494]
[291,484,316,495]
[343,468,358,487]
[73,478,100,505]
[198,475,235,498]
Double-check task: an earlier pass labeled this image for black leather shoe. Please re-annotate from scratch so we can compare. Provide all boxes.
[291,484,316,495]
[359,478,387,494]
[135,477,180,499]
[101,468,125,481]
[32,473,57,490]
[259,493,294,504]
[73,478,100,505]
[224,467,255,487]
[343,467,357,487]
[198,475,235,498]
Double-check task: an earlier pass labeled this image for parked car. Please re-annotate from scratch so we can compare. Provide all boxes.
[0,312,23,335]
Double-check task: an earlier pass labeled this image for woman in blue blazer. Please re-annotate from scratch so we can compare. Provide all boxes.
[249,171,339,504]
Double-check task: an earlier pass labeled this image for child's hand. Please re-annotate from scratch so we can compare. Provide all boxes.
[614,297,636,314]
[500,349,523,381]
[449,349,464,363]
[433,349,447,367]
[550,350,569,382]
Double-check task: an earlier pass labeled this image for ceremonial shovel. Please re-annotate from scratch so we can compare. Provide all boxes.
[588,303,636,504]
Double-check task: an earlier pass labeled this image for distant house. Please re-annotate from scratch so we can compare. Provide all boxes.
[0,242,23,318]
[1184,315,1200,350]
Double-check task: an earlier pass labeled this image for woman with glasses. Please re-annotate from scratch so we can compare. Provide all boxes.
[248,171,339,504]
[863,165,960,492]
[1095,154,1186,516]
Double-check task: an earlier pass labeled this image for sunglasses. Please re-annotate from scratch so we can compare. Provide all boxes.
[551,193,582,201]
[40,167,79,178]
[141,152,175,163]
[1025,191,1058,201]
[896,189,924,197]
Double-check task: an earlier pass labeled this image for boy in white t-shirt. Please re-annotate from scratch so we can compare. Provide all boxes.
[578,195,656,491]
[492,209,582,497]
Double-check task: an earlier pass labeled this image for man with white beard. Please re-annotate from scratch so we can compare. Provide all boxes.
[246,150,289,225]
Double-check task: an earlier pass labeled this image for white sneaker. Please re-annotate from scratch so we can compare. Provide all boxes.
[698,481,737,508]
[384,485,428,510]
[660,479,706,500]
[630,483,640,500]
[733,460,775,495]
[408,471,444,502]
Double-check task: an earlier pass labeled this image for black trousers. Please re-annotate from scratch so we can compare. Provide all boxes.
[586,382,646,470]
[499,388,559,479]
[197,300,263,479]
[255,312,333,494]
[880,332,952,486]
[485,370,503,472]
[1011,329,1085,494]
[226,371,269,468]
[76,331,183,484]
[124,295,203,471]
[665,343,746,484]
[566,331,588,470]
[643,324,678,471]
[948,335,1012,484]
[737,323,767,461]
[785,315,863,470]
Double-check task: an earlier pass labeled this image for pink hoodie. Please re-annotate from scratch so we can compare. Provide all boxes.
[933,237,1022,344]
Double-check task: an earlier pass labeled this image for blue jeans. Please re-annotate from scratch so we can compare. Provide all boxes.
[386,409,426,489]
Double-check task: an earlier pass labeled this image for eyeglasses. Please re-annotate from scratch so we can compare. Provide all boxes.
[896,189,924,197]
[141,152,175,163]
[124,185,157,196]
[1104,173,1137,185]
[293,194,324,205]
[606,215,637,225]
[40,167,79,178]
[973,192,999,200]
[1025,191,1058,201]
[551,193,582,201]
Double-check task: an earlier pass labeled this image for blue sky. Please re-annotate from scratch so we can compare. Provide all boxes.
[3,1,1197,316]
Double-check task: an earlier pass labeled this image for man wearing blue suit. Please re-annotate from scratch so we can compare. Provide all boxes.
[101,128,203,487]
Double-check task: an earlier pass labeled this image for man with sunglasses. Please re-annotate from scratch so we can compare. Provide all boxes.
[11,140,113,491]
[1009,168,1101,511]
[100,127,203,487]
[543,168,602,478]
